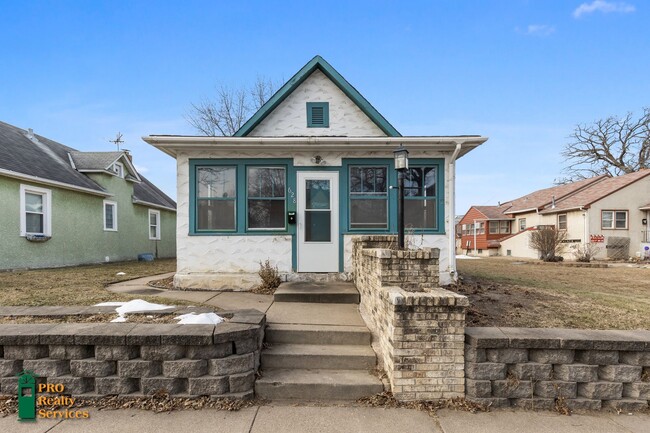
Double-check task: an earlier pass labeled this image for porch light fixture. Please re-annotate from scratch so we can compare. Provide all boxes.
[393,145,409,249]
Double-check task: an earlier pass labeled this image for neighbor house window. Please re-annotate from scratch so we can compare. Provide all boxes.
[103,200,118,231]
[519,218,526,231]
[149,210,161,240]
[307,102,329,128]
[247,167,286,230]
[500,220,510,234]
[20,184,52,236]
[602,210,628,229]
[478,222,485,234]
[558,214,567,230]
[489,221,499,234]
[349,166,388,229]
[196,166,237,231]
[404,166,437,229]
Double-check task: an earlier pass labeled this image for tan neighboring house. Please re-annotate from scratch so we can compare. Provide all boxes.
[461,170,650,260]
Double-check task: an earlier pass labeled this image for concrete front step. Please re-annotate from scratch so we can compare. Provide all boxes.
[274,282,360,304]
[266,324,371,346]
[262,343,377,370]
[255,368,384,401]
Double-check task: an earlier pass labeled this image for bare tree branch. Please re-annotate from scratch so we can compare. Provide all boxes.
[561,107,650,180]
[186,77,278,136]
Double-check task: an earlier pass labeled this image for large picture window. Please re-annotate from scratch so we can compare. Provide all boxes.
[196,166,237,231]
[349,166,388,229]
[404,167,437,229]
[247,167,286,230]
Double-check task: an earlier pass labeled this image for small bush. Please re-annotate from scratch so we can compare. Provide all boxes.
[253,259,282,295]
[529,227,567,262]
[572,242,601,262]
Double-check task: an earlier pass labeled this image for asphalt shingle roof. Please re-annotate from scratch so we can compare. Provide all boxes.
[539,169,650,214]
[473,205,513,220]
[0,121,175,210]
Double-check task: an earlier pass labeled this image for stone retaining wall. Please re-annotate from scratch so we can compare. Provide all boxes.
[352,235,468,401]
[465,328,650,411]
[0,309,265,399]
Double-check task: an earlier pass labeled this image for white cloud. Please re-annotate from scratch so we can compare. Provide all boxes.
[573,1,635,18]
[525,24,556,36]
[134,164,149,174]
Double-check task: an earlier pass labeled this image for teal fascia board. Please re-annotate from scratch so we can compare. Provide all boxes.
[235,55,401,137]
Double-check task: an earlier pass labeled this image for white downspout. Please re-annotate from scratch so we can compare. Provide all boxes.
[449,142,462,282]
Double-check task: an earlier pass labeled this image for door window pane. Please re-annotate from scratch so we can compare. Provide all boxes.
[306,180,330,210]
[197,167,236,198]
[198,200,235,230]
[305,211,331,242]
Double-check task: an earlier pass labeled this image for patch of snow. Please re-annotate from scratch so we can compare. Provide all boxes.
[95,299,175,323]
[116,272,126,276]
[456,254,481,260]
[110,316,127,323]
[95,302,127,307]
[174,312,224,325]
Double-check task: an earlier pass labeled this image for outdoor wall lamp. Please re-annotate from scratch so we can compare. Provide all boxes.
[393,145,409,249]
[311,155,326,165]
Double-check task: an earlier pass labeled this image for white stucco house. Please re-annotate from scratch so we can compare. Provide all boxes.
[144,56,487,289]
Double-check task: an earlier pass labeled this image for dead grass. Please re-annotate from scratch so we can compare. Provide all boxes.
[0,313,181,324]
[453,257,650,330]
[0,259,179,306]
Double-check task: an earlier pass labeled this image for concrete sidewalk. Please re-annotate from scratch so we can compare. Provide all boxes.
[2,405,649,433]
[106,273,274,313]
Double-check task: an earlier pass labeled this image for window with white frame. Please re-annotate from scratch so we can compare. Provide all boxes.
[558,214,567,230]
[20,184,52,236]
[349,166,388,229]
[247,167,286,230]
[519,218,526,231]
[500,220,510,234]
[601,210,628,229]
[111,162,124,178]
[103,200,118,231]
[149,209,161,240]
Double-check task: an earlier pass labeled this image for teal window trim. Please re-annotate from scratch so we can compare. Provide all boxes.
[347,164,390,232]
[307,102,329,128]
[189,159,295,236]
[341,158,445,236]
[245,166,287,231]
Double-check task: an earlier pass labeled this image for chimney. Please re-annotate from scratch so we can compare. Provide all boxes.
[123,149,133,162]
[551,195,556,209]
[26,128,34,138]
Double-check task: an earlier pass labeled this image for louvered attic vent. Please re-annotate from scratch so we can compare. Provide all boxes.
[307,102,329,128]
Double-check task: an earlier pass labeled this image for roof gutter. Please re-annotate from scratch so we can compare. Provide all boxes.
[0,168,112,197]
[132,198,177,212]
[142,136,488,158]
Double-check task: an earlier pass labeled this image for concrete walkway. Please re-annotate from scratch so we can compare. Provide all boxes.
[3,405,649,433]
[106,273,274,313]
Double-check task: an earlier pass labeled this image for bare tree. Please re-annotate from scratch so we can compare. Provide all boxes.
[561,107,650,181]
[187,77,278,136]
[529,226,567,261]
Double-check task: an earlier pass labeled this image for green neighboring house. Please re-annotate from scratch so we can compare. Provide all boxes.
[0,120,176,270]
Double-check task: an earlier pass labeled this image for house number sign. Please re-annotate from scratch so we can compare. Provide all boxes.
[287,187,296,204]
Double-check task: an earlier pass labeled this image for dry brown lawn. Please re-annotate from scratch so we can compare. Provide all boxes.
[453,257,650,330]
[0,259,179,306]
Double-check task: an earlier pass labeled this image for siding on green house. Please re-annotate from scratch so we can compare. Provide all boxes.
[0,174,175,270]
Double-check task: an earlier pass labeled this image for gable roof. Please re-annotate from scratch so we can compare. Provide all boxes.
[70,151,141,182]
[234,55,401,137]
[502,175,607,215]
[539,169,650,214]
[0,121,175,210]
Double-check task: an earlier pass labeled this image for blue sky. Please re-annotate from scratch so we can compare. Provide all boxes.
[1,0,648,214]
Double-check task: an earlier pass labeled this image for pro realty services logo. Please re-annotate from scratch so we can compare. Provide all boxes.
[17,370,90,422]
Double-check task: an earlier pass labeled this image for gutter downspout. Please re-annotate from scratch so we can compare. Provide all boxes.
[449,142,462,282]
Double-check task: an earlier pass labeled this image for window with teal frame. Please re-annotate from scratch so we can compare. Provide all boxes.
[349,166,388,230]
[247,167,286,230]
[404,166,438,230]
[195,166,237,231]
[307,102,329,128]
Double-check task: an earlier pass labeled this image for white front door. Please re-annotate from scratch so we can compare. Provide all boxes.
[297,171,339,272]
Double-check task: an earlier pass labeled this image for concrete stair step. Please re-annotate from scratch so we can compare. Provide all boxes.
[266,324,371,346]
[255,368,384,401]
[261,343,377,370]
[274,282,360,304]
